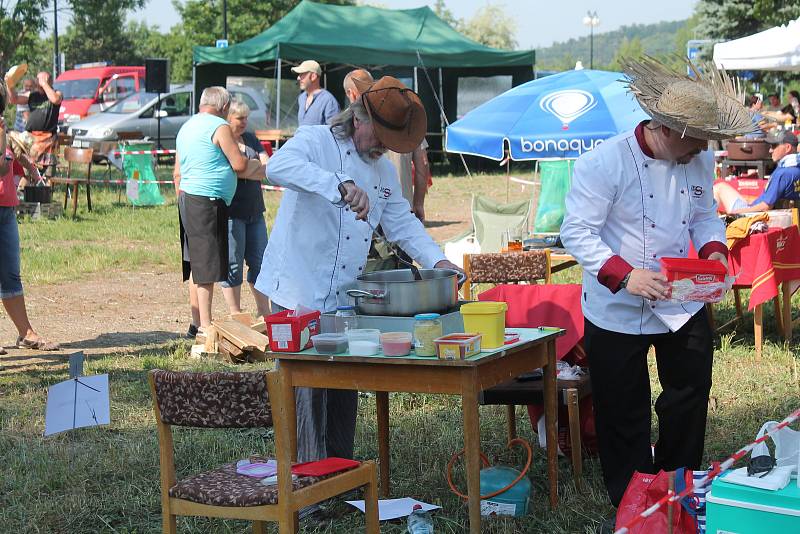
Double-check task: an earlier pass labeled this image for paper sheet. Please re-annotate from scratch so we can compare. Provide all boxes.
[45,374,110,436]
[126,179,139,201]
[345,497,440,521]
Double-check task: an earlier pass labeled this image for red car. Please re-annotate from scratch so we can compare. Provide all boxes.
[54,64,146,126]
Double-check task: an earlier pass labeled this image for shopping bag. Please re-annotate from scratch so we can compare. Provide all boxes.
[615,469,699,534]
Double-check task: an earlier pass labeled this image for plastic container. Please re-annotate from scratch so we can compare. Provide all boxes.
[706,471,800,533]
[407,504,434,533]
[265,309,321,352]
[660,257,727,303]
[413,313,443,357]
[380,332,412,356]
[346,328,381,347]
[479,466,532,517]
[334,305,358,333]
[434,333,482,360]
[460,301,508,349]
[348,340,380,356]
[311,333,348,354]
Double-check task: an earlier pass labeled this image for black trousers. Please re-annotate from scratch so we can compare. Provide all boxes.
[584,308,713,507]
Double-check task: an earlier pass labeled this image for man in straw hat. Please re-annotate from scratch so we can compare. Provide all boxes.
[255,76,462,468]
[561,57,753,525]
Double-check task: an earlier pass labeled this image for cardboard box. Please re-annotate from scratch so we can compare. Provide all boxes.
[265,310,320,352]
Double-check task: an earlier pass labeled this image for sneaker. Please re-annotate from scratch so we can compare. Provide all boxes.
[186,324,199,339]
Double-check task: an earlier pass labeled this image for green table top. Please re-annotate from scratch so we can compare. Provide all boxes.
[271,327,564,367]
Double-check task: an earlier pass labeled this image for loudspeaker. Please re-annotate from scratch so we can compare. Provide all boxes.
[145,58,169,94]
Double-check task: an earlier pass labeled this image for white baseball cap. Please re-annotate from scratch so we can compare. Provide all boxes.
[291,60,322,76]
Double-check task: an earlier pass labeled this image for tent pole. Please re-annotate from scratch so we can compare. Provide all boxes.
[276,57,282,137]
[413,67,418,92]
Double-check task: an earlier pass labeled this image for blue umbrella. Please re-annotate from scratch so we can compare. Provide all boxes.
[446,69,648,161]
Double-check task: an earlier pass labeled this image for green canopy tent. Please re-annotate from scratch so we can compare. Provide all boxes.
[192,0,535,153]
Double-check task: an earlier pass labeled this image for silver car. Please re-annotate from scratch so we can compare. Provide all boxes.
[68,84,268,155]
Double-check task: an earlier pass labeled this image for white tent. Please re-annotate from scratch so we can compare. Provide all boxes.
[713,18,800,72]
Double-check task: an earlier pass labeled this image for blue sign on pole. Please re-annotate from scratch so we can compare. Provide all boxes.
[686,39,713,76]
[216,39,229,48]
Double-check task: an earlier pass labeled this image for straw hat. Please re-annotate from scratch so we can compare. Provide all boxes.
[4,63,27,87]
[7,131,33,158]
[622,56,755,140]
[361,76,426,153]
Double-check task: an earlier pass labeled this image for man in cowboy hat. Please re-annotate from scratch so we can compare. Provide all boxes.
[561,57,753,526]
[255,76,462,467]
[292,59,340,126]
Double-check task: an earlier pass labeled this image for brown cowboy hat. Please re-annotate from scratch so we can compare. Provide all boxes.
[361,76,426,153]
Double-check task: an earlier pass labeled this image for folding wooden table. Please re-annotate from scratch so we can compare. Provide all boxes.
[271,328,562,533]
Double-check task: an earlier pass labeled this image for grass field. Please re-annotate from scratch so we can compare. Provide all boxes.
[1,172,799,533]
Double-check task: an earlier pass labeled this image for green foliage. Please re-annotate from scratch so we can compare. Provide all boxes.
[0,0,49,72]
[607,37,644,72]
[459,3,518,50]
[696,0,800,40]
[537,20,687,71]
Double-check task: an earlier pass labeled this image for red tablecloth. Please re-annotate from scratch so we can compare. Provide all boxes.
[729,227,800,310]
[478,284,583,360]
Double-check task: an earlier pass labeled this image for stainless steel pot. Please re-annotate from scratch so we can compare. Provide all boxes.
[347,268,465,317]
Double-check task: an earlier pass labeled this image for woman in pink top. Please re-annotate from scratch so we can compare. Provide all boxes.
[0,82,58,353]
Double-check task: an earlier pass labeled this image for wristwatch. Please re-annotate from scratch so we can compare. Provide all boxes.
[619,272,631,289]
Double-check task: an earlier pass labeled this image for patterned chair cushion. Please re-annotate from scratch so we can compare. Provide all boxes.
[468,251,548,284]
[168,457,357,507]
[151,370,272,428]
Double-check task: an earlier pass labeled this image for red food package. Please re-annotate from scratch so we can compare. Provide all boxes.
[660,258,727,303]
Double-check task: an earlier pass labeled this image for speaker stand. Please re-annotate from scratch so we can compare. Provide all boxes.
[156,92,163,151]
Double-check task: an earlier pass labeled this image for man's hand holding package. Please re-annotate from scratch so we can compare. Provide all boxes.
[340,181,369,220]
[626,269,670,301]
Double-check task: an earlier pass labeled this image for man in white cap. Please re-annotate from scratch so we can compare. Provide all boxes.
[292,59,339,126]
[561,57,754,530]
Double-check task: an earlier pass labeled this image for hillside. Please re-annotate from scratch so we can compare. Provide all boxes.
[536,19,689,69]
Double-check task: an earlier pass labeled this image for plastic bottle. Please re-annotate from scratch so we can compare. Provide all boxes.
[407,504,433,533]
[335,305,358,333]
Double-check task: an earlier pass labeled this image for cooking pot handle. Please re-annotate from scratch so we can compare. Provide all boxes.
[346,289,386,300]
[741,145,753,153]
[456,271,467,286]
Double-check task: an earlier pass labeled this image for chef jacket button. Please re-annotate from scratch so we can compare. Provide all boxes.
[336,291,340,295]
[651,304,656,309]
[374,186,378,190]
[364,238,368,242]
[644,163,649,168]
[680,249,684,253]
[651,224,655,228]
[682,221,686,224]
[342,265,346,269]
[346,150,351,155]
[346,236,350,240]
[358,266,363,271]
[652,254,656,258]
[681,190,685,194]
[649,194,653,198]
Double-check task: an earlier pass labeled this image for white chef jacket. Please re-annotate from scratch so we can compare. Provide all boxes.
[560,125,727,334]
[255,125,446,313]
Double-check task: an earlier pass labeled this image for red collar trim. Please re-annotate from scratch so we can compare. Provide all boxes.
[635,121,655,158]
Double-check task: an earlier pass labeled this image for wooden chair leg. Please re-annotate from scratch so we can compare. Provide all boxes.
[252,520,266,534]
[162,511,177,534]
[566,388,583,491]
[278,510,298,534]
[773,295,783,338]
[705,303,716,331]
[86,181,92,212]
[754,303,763,362]
[364,465,380,534]
[506,404,517,441]
[72,183,79,217]
[734,289,744,320]
[63,185,68,211]
[783,282,793,341]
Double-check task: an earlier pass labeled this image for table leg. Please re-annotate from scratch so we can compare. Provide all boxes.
[277,363,298,463]
[543,340,559,508]
[375,391,390,498]
[754,303,763,362]
[566,388,583,491]
[783,283,793,342]
[461,373,482,534]
[506,405,517,441]
[734,289,743,320]
[773,296,784,339]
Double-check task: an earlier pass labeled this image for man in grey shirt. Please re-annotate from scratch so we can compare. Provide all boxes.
[292,60,340,126]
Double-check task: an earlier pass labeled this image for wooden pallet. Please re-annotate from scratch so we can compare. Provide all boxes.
[16,201,63,220]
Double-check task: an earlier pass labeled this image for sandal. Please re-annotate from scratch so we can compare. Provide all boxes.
[16,336,60,351]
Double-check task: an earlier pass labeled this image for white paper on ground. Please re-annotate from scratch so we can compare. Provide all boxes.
[345,497,440,521]
[44,374,110,436]
[126,179,139,200]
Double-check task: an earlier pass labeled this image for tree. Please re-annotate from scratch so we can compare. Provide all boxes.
[696,0,800,41]
[460,3,517,50]
[608,37,644,71]
[433,0,459,29]
[60,0,147,67]
[0,0,50,72]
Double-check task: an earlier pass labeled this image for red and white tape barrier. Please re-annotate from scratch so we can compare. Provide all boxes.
[112,149,177,156]
[614,407,800,534]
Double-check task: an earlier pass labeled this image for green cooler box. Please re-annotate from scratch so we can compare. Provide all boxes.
[706,472,800,533]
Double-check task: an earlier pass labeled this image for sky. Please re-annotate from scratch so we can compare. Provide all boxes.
[127,0,699,49]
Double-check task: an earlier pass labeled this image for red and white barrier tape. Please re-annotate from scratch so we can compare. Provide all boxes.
[613,407,800,534]
[86,179,284,192]
[111,149,177,156]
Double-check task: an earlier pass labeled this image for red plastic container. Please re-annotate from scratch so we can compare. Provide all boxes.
[265,310,320,352]
[660,257,727,302]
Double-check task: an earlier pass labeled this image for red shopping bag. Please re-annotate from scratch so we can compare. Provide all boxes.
[615,470,698,534]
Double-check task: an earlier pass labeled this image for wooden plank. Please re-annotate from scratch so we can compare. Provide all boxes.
[217,337,245,363]
[213,319,269,352]
[203,326,218,353]
[251,320,267,335]
[190,344,221,360]
[227,312,253,326]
